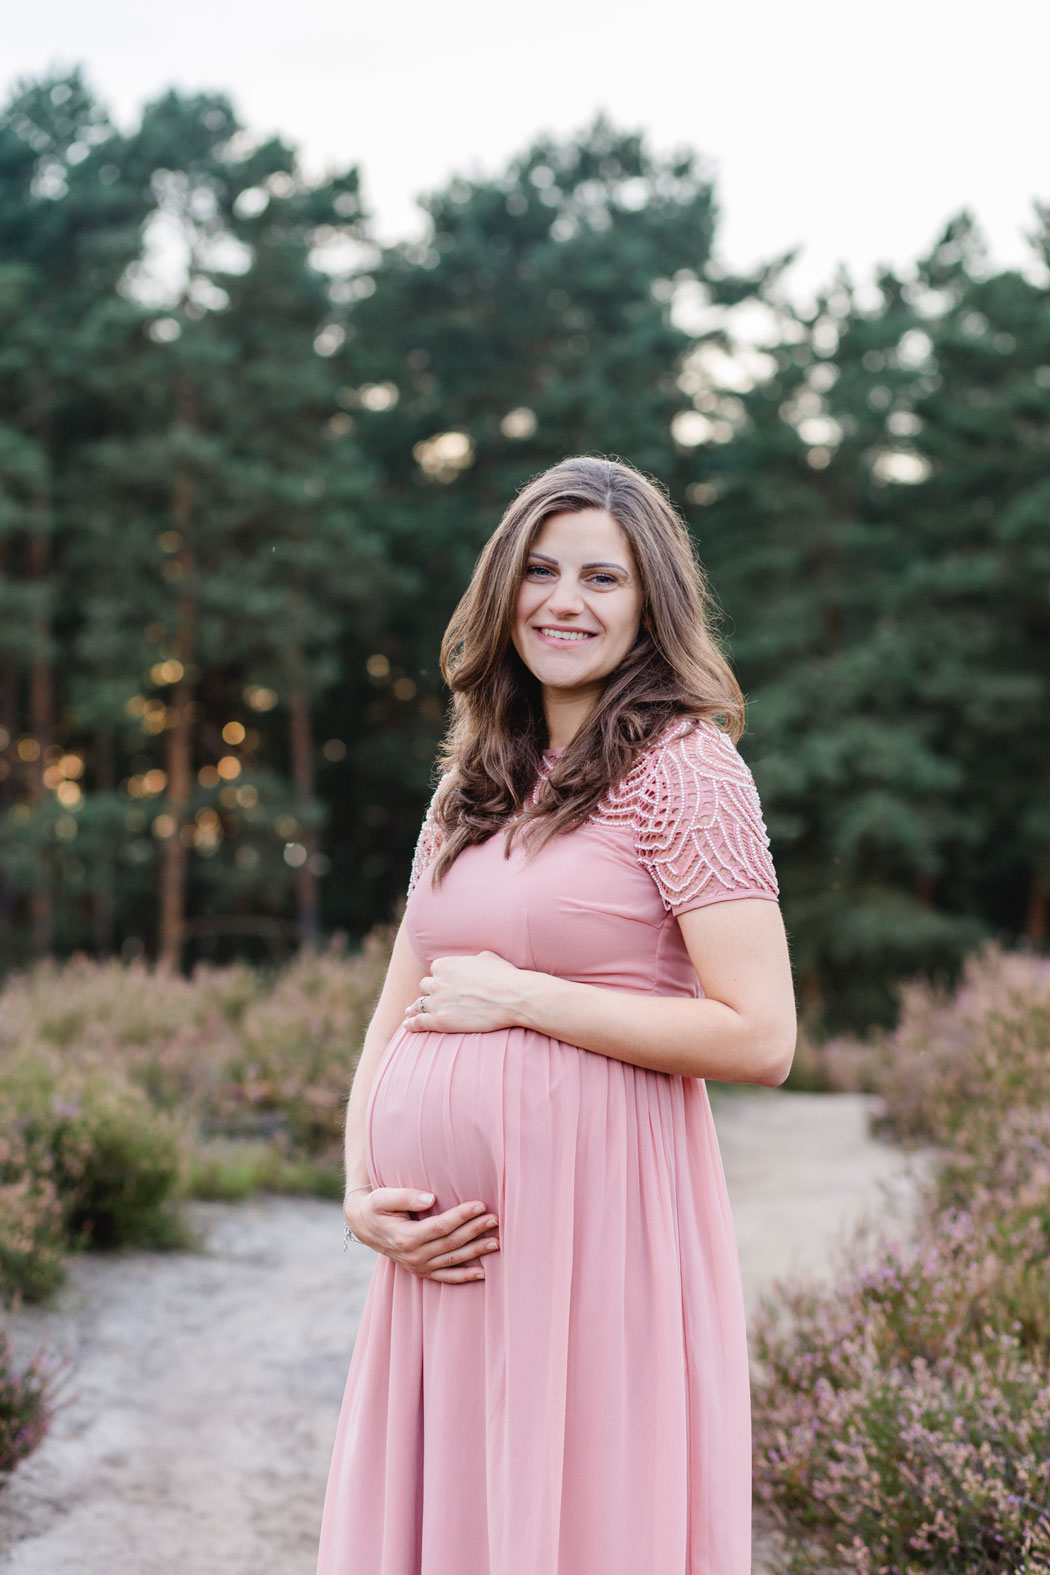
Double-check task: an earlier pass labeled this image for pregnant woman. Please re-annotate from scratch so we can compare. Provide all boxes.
[316,454,796,1575]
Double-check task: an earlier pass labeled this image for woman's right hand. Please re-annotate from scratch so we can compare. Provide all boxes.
[345,1187,500,1284]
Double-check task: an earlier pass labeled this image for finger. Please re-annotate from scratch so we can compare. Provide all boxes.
[421,1228,500,1266]
[374,1187,437,1215]
[404,1012,448,1033]
[418,1200,494,1241]
[420,1232,500,1272]
[442,1211,500,1251]
[427,1264,489,1284]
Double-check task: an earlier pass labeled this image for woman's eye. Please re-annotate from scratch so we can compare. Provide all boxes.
[525,565,618,588]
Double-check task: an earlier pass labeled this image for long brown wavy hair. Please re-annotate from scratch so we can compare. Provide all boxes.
[429,454,746,883]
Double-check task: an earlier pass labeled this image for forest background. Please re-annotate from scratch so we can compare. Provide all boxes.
[1,66,1048,1035]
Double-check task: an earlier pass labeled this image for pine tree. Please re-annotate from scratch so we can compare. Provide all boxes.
[898,214,1050,948]
[0,68,162,963]
[69,87,380,968]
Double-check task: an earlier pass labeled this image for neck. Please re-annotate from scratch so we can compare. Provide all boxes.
[542,685,599,751]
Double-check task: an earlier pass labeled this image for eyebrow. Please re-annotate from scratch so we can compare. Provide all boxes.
[528,552,629,574]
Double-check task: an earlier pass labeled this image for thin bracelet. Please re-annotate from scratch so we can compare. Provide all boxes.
[343,1183,373,1250]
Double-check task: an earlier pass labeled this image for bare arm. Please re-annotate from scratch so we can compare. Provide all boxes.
[342,917,428,1194]
[343,917,502,1283]
[404,897,797,1086]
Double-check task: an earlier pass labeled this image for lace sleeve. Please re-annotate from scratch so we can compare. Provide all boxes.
[635,720,780,915]
[407,774,451,896]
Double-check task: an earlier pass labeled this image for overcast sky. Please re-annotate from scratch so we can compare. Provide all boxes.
[5,0,1049,306]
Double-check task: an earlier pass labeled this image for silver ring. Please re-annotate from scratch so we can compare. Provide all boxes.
[418,995,428,1013]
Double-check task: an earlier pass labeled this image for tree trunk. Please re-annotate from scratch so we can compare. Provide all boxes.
[1026,868,1048,947]
[157,374,197,973]
[27,513,53,955]
[289,683,319,948]
[287,619,319,950]
[92,724,116,957]
[799,963,823,1016]
[1025,765,1050,946]
[0,537,16,937]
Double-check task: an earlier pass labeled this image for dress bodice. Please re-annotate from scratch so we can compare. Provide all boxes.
[403,716,779,998]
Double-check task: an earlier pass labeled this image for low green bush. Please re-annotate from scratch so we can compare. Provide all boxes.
[46,1070,196,1252]
[0,1048,196,1271]
[0,1128,66,1305]
[0,929,393,1308]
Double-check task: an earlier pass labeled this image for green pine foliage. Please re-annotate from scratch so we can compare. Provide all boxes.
[0,68,1047,1031]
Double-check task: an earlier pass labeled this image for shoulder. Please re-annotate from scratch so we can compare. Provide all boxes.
[643,715,759,806]
[601,715,746,815]
[608,715,780,914]
[407,768,455,895]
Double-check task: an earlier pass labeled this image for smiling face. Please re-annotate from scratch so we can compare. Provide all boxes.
[510,508,644,747]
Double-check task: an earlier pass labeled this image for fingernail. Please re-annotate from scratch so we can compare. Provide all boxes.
[473,1271,485,1280]
[418,1192,434,1206]
[471,1203,484,1216]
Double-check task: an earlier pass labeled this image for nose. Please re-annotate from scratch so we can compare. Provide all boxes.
[544,578,586,618]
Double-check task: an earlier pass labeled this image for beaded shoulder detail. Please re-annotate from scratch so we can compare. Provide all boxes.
[407,772,452,895]
[618,717,778,912]
[537,716,779,913]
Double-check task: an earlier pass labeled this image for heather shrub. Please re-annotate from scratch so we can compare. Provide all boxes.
[205,926,392,1168]
[752,941,1050,1572]
[870,939,1050,1146]
[0,1320,55,1480]
[932,1100,1050,1216]
[753,1220,1050,1572]
[0,952,260,1050]
[0,1128,66,1305]
[0,954,253,1118]
[783,1023,883,1094]
[756,1322,1050,1574]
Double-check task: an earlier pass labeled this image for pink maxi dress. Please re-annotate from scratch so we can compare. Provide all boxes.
[316,715,781,1575]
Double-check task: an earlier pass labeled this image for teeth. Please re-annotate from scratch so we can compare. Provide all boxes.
[539,628,594,642]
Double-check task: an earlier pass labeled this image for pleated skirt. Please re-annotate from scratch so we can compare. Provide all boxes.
[316,1023,751,1575]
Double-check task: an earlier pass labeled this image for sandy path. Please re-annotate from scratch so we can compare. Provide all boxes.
[0,1091,929,1575]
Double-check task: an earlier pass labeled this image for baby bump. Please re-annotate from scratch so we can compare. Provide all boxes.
[366,1024,515,1207]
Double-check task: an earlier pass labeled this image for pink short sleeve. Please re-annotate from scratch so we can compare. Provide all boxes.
[635,720,780,915]
[407,776,450,895]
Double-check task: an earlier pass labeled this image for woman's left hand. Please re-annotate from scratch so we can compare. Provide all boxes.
[403,951,530,1034]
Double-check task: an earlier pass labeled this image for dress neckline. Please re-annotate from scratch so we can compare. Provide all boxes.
[542,717,696,766]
